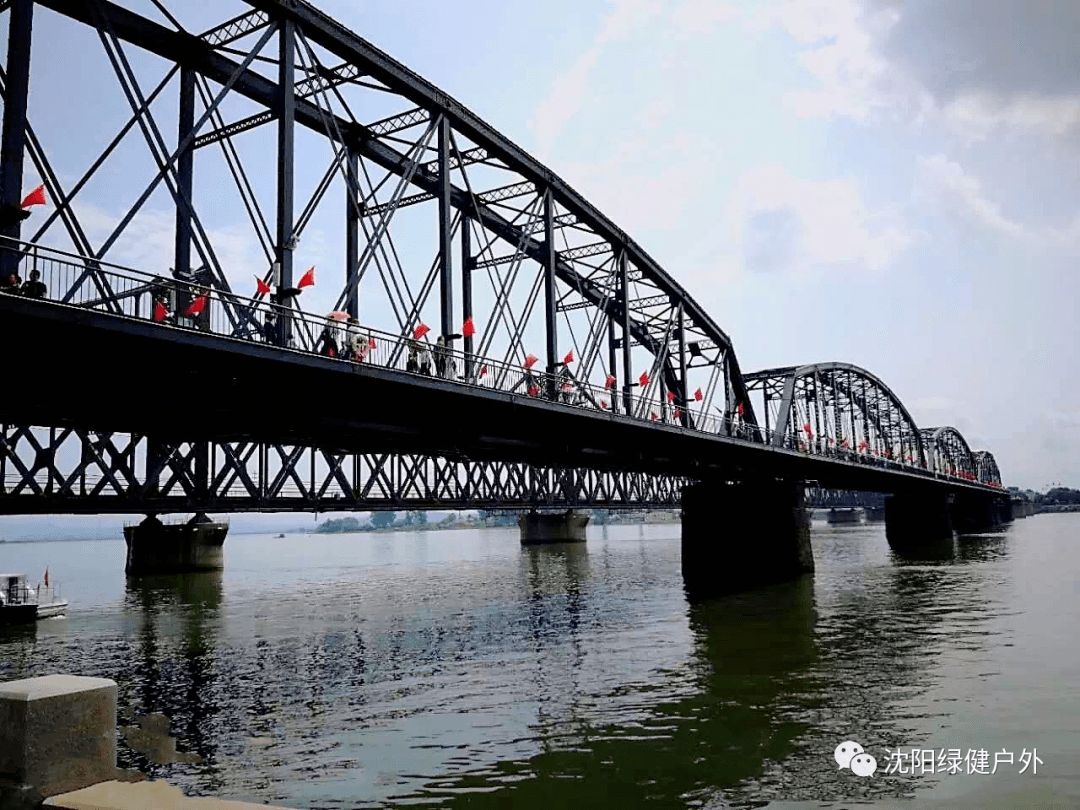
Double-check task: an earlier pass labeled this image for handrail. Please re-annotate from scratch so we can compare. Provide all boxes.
[0,236,1002,489]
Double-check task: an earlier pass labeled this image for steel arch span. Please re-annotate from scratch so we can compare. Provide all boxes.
[743,363,926,465]
[974,451,1002,486]
[0,0,1006,508]
[0,0,757,438]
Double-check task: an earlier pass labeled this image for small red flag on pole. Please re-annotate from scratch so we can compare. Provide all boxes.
[462,317,475,338]
[639,371,650,387]
[255,276,271,296]
[297,266,316,289]
[563,349,574,365]
[666,391,675,403]
[524,354,538,370]
[20,184,46,209]
[183,295,207,317]
[153,301,168,323]
[694,387,703,401]
[413,323,430,341]
[43,567,49,588]
[604,374,616,390]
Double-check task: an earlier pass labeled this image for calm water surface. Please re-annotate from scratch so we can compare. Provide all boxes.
[2,516,1079,809]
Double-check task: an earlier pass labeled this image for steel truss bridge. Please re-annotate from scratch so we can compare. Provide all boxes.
[0,0,1004,515]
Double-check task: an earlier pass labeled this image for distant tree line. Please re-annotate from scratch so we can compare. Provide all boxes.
[1035,487,1080,505]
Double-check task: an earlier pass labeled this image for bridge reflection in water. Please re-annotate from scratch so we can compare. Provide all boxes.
[0,525,979,807]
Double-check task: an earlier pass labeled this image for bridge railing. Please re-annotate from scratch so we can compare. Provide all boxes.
[0,238,1000,488]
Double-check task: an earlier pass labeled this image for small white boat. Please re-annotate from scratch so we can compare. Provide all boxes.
[0,573,68,624]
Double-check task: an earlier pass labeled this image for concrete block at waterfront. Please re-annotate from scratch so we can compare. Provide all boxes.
[44,780,298,810]
[0,675,118,809]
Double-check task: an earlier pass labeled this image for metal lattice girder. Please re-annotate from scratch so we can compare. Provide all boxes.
[559,241,612,261]
[629,294,671,312]
[294,61,364,98]
[922,427,979,478]
[199,9,270,47]
[973,450,1002,485]
[193,110,275,149]
[477,181,536,205]
[367,107,429,136]
[0,426,687,514]
[362,190,436,218]
[423,146,489,174]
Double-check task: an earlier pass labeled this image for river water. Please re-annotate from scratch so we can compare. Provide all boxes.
[1,515,1078,809]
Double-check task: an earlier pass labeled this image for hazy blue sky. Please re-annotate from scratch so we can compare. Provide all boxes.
[5,0,1078,491]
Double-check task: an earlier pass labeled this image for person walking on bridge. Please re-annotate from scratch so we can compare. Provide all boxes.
[19,269,45,299]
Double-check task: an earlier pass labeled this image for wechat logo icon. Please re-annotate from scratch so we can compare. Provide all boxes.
[835,740,877,777]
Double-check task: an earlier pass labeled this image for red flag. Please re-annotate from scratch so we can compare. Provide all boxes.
[563,350,574,365]
[20,184,45,209]
[604,374,616,390]
[255,276,271,296]
[736,401,746,417]
[694,387,703,401]
[524,354,538,370]
[600,401,609,410]
[183,295,207,317]
[650,412,658,422]
[639,371,650,387]
[527,384,539,397]
[153,301,168,323]
[413,323,430,341]
[43,568,49,588]
[479,364,488,378]
[462,317,475,338]
[368,336,377,350]
[666,391,676,403]
[297,266,316,289]
[673,408,682,420]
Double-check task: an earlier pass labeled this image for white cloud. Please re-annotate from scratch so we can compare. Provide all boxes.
[723,163,912,275]
[528,0,663,157]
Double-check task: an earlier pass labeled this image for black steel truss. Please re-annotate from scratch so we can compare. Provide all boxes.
[0,426,687,514]
[0,0,1005,517]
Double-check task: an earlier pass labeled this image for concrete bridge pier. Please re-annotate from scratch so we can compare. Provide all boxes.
[951,493,1002,534]
[518,510,590,545]
[885,493,953,551]
[681,480,813,601]
[124,513,228,576]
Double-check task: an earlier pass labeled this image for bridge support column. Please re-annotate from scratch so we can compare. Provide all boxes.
[885,493,952,550]
[681,480,813,601]
[123,513,228,575]
[518,510,589,545]
[951,493,1001,534]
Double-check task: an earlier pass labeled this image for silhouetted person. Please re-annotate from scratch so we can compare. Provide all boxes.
[20,269,46,299]
[319,318,340,358]
[418,342,433,376]
[406,342,420,373]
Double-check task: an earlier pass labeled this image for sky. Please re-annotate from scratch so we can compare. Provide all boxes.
[3,0,1078,493]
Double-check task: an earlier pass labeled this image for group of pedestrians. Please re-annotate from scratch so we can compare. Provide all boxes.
[0,268,46,299]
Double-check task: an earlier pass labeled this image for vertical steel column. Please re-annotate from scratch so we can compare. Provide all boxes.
[607,316,618,413]
[619,250,632,414]
[461,216,473,379]
[275,19,296,346]
[345,149,359,319]
[173,67,195,318]
[437,116,453,340]
[0,0,34,279]
[677,303,688,427]
[543,190,558,398]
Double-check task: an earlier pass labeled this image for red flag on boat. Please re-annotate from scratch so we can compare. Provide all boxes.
[694,387,703,401]
[20,184,46,209]
[153,301,168,323]
[639,371,650,387]
[524,354,538,370]
[604,374,616,390]
[462,317,475,338]
[255,276,271,296]
[666,391,676,402]
[297,266,316,289]
[563,350,574,365]
[183,295,207,317]
[413,323,430,341]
